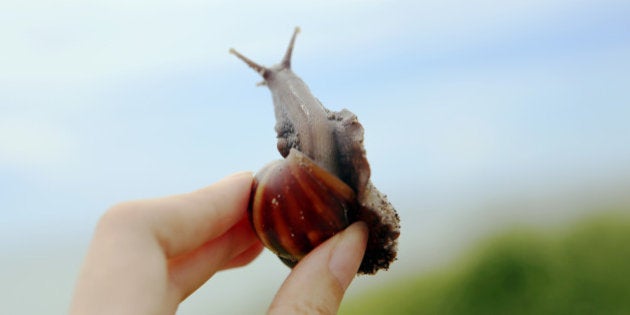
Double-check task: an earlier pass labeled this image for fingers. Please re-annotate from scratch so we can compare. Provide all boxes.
[167,216,262,300]
[106,171,254,258]
[268,222,369,315]
[72,172,257,314]
[220,241,265,270]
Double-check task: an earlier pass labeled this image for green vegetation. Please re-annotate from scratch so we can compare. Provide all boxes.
[340,213,630,315]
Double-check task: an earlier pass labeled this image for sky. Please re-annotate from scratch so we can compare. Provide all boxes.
[1,0,630,314]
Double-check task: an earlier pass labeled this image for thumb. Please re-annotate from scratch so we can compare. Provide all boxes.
[268,222,369,315]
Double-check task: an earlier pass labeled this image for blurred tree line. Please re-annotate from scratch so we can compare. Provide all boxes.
[340,212,630,315]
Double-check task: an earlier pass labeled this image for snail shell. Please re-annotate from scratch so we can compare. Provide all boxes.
[231,27,400,274]
[249,148,356,267]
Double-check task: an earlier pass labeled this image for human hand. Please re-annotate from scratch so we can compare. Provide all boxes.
[70,171,368,315]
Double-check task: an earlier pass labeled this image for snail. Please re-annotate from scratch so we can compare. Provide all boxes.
[230,27,400,274]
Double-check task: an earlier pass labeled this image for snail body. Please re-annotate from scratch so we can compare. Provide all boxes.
[231,27,399,274]
[229,28,340,176]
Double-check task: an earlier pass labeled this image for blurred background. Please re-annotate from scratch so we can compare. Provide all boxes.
[1,0,629,314]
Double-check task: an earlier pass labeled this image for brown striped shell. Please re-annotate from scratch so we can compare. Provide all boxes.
[249,148,357,267]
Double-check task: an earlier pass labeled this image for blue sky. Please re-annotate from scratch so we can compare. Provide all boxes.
[1,0,630,313]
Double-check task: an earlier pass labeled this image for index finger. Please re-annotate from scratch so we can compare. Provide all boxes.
[110,171,254,258]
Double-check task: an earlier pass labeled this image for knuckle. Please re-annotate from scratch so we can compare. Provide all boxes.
[97,200,146,231]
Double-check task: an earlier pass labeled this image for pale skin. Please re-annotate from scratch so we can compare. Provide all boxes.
[70,171,368,315]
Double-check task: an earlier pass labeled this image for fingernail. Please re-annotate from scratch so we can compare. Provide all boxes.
[328,221,369,290]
